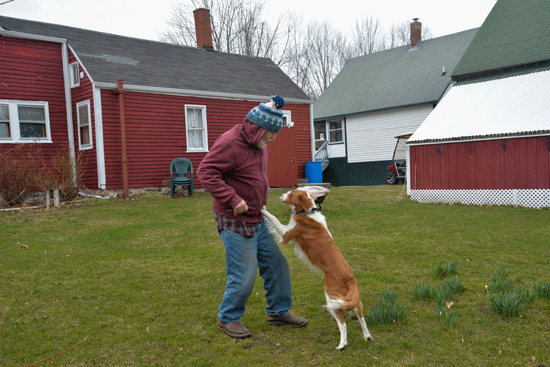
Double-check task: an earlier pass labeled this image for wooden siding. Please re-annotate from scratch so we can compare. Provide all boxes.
[99,90,311,190]
[68,52,98,190]
[346,105,432,164]
[0,35,69,167]
[410,136,550,190]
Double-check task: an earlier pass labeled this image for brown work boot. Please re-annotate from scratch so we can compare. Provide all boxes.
[267,313,308,327]
[218,320,252,339]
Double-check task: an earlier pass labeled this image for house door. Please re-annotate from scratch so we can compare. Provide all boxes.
[267,125,297,187]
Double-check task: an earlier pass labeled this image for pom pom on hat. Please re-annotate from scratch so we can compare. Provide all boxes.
[247,95,286,133]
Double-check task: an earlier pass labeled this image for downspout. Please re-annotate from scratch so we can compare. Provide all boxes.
[61,41,77,185]
[114,79,129,197]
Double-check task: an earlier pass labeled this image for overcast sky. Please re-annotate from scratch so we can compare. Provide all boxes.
[1,0,498,41]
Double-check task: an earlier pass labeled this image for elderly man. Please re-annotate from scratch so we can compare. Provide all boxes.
[197,95,307,339]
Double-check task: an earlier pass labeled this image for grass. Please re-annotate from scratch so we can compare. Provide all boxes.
[1,185,549,366]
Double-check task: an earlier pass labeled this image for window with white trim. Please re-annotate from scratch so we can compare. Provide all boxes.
[70,62,80,88]
[0,101,51,143]
[185,105,208,152]
[314,121,327,150]
[77,100,93,150]
[328,119,344,144]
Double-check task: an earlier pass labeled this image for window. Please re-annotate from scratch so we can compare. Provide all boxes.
[328,119,344,144]
[77,100,92,150]
[0,101,51,143]
[314,121,327,150]
[282,111,293,127]
[70,62,80,87]
[0,104,10,139]
[185,105,208,152]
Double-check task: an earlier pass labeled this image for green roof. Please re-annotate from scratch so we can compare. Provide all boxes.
[452,0,550,78]
[314,28,478,120]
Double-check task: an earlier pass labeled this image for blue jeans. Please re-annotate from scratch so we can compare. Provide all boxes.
[218,220,292,324]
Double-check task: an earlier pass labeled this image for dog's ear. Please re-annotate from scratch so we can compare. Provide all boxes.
[293,190,314,212]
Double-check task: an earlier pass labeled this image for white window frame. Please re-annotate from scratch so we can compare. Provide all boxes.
[328,118,345,145]
[282,110,293,128]
[76,100,93,150]
[0,100,52,143]
[184,104,208,152]
[69,62,80,88]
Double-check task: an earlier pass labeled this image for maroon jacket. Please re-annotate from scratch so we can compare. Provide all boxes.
[197,117,268,223]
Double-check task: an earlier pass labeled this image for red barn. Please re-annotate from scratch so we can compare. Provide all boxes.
[407,0,550,209]
[0,11,312,196]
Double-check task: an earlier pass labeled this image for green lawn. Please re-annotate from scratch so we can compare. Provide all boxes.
[1,186,549,366]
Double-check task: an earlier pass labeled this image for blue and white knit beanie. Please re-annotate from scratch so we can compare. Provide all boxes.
[247,95,286,133]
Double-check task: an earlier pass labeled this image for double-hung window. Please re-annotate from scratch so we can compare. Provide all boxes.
[328,119,344,144]
[0,101,51,143]
[77,100,93,150]
[185,105,208,152]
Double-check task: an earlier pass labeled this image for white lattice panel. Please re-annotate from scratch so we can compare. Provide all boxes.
[410,189,550,209]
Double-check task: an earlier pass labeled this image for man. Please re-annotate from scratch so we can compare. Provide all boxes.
[197,95,308,339]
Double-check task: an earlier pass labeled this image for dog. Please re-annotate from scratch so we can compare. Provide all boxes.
[261,189,372,350]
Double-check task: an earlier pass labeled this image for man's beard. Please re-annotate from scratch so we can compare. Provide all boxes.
[257,140,269,149]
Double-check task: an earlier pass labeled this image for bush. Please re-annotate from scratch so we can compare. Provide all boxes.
[0,145,42,207]
[42,146,87,201]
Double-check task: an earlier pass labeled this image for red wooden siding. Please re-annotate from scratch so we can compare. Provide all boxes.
[68,52,98,190]
[410,136,550,190]
[99,90,311,190]
[0,35,69,165]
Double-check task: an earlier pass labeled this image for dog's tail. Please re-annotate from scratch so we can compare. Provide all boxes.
[261,207,284,243]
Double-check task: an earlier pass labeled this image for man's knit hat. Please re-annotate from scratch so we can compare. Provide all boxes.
[247,95,286,133]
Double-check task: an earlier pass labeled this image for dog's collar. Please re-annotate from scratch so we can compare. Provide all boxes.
[295,207,321,216]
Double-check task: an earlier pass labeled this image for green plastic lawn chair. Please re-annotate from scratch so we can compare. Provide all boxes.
[170,158,193,197]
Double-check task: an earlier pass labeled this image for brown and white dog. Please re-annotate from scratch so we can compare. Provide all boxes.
[261,189,372,350]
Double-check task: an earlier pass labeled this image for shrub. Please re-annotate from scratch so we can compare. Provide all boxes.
[430,261,459,277]
[365,291,407,326]
[42,146,87,201]
[0,145,42,207]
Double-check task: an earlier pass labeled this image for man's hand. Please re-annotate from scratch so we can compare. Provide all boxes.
[234,199,249,215]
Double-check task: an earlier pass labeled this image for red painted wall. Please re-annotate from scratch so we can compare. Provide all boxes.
[99,90,311,190]
[410,136,550,190]
[0,35,69,166]
[68,52,98,190]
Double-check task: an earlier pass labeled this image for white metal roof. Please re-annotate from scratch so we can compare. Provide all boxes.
[408,70,550,144]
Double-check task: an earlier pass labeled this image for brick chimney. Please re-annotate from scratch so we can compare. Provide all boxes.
[410,18,422,46]
[193,8,213,51]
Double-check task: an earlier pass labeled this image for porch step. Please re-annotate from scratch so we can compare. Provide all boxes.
[297,182,331,188]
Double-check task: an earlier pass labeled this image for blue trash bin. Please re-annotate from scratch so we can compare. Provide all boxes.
[305,161,322,184]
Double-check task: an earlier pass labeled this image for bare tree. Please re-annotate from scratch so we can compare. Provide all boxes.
[160,0,292,63]
[161,2,435,100]
[301,21,347,100]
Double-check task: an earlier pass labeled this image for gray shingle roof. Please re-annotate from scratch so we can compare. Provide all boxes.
[313,28,478,120]
[452,0,550,78]
[0,16,310,103]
